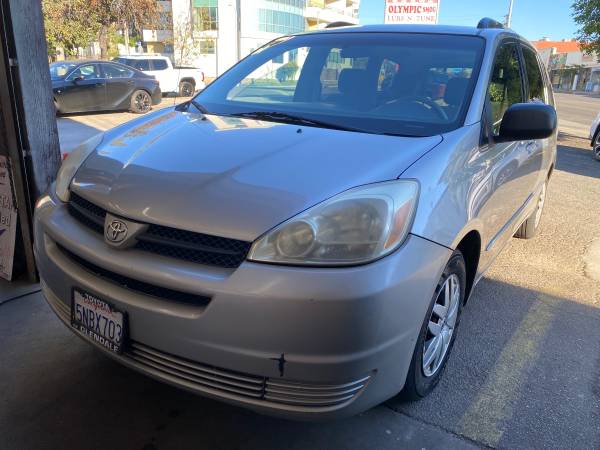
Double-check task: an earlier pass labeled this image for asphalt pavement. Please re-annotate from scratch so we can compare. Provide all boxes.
[2,92,600,450]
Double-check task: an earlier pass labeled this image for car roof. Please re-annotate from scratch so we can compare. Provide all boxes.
[54,60,115,65]
[297,23,521,40]
[115,55,166,59]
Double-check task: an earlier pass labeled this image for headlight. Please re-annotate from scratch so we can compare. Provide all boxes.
[55,133,104,202]
[248,180,419,266]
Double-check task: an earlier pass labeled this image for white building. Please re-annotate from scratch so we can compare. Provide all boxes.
[143,0,360,79]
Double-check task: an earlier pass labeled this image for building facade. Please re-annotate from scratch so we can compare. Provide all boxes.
[142,0,360,79]
[531,38,600,92]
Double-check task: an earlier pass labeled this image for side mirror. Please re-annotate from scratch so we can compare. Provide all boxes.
[496,103,557,143]
[71,75,84,84]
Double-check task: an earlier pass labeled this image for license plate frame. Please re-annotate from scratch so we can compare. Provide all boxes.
[71,288,127,354]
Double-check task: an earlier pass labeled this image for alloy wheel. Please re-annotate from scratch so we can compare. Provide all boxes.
[595,133,600,160]
[422,273,461,377]
[135,92,151,112]
[181,83,193,96]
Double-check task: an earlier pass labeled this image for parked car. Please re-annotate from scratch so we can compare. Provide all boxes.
[114,55,205,97]
[50,60,162,114]
[589,111,600,160]
[36,19,557,420]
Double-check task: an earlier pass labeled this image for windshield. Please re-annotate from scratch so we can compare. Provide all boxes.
[49,62,78,79]
[195,32,485,137]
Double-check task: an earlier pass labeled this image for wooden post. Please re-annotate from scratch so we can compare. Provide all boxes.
[0,0,61,281]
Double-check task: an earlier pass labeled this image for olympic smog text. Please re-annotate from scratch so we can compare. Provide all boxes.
[384,0,440,25]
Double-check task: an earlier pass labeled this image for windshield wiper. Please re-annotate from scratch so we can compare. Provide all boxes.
[229,111,364,133]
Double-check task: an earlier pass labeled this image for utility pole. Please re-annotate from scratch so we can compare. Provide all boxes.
[505,0,514,28]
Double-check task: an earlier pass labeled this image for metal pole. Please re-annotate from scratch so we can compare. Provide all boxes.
[505,0,514,28]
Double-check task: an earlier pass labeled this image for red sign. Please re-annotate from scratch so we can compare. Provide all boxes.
[384,0,441,24]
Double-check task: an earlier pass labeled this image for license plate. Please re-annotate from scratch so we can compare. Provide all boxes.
[71,289,126,354]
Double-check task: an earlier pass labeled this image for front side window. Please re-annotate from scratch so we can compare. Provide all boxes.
[522,47,546,103]
[103,64,133,79]
[196,33,485,137]
[67,64,100,80]
[192,0,218,31]
[50,62,77,79]
[488,43,524,135]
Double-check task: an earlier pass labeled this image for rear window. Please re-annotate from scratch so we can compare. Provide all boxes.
[197,33,485,137]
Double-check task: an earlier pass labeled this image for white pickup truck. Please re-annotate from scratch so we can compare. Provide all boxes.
[114,55,205,97]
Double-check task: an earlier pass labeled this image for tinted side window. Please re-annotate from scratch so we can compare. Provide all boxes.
[151,59,168,70]
[130,59,151,71]
[488,43,524,134]
[67,64,100,80]
[103,64,133,79]
[522,47,545,103]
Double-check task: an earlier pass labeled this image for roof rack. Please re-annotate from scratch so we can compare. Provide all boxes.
[477,17,505,29]
[325,21,354,29]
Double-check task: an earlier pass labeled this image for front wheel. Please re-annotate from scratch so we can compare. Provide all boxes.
[514,180,547,239]
[401,250,466,400]
[130,90,152,114]
[594,130,600,161]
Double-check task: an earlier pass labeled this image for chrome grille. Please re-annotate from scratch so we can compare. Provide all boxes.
[126,342,371,410]
[68,192,252,268]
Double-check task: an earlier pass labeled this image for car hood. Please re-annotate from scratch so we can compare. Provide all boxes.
[72,107,442,242]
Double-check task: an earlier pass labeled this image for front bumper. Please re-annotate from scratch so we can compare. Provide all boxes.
[34,191,451,420]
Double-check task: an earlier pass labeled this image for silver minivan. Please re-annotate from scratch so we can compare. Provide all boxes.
[35,20,557,420]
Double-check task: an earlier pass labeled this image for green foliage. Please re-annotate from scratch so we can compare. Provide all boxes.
[276,61,299,83]
[43,0,99,58]
[489,82,504,103]
[572,0,600,54]
[44,0,160,59]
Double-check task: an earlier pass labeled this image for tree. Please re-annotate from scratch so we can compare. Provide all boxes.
[170,11,203,66]
[276,61,299,83]
[572,0,600,54]
[89,0,160,59]
[42,0,99,59]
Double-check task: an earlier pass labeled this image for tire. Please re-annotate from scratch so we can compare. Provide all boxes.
[401,250,466,401]
[130,90,152,114]
[514,180,547,239]
[593,129,600,161]
[179,81,194,97]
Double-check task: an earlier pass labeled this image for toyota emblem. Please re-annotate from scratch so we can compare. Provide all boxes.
[106,219,128,243]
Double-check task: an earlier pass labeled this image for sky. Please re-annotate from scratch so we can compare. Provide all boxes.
[359,0,578,41]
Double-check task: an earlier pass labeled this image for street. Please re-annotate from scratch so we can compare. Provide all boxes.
[2,92,600,449]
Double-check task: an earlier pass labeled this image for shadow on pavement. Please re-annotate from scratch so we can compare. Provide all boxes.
[56,118,104,155]
[1,277,599,450]
[388,277,600,449]
[556,140,600,180]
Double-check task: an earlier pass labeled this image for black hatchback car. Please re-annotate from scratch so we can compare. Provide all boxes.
[50,60,162,114]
